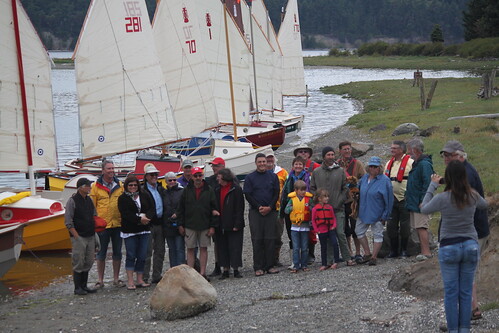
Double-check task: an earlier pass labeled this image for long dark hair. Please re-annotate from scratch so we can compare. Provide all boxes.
[444,160,476,209]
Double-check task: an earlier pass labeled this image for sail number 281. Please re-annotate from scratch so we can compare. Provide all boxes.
[124,1,142,33]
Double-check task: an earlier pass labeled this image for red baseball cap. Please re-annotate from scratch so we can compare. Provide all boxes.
[192,167,204,175]
[209,157,225,166]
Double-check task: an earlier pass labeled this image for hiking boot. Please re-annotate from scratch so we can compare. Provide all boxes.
[209,263,221,277]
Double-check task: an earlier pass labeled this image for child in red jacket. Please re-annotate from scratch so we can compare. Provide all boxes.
[311,189,340,270]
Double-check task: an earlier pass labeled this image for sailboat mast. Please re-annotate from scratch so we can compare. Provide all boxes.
[223,0,238,140]
[248,0,259,121]
[11,0,36,195]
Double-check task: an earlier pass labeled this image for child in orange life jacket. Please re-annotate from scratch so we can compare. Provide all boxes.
[284,180,313,273]
[311,189,340,270]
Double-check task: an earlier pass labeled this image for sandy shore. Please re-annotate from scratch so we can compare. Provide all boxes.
[1,125,498,332]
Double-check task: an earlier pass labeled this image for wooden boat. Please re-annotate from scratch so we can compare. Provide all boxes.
[66,0,272,184]
[153,0,285,150]
[0,0,69,252]
[0,193,68,251]
[0,222,24,278]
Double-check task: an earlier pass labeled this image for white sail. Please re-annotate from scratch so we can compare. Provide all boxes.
[0,0,56,172]
[278,0,306,96]
[254,1,284,112]
[73,0,178,159]
[152,0,219,137]
[197,1,252,126]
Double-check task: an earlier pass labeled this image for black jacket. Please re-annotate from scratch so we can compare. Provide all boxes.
[214,182,245,231]
[118,191,155,234]
[163,184,184,237]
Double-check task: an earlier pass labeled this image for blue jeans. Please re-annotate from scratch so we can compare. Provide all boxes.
[96,227,123,261]
[439,239,479,333]
[318,230,340,266]
[291,230,309,269]
[166,235,186,268]
[124,233,151,273]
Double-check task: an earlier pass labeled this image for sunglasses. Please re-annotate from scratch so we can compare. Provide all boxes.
[128,183,139,187]
[147,173,159,177]
[193,174,204,178]
[368,165,379,168]
[167,179,177,182]
[297,150,309,154]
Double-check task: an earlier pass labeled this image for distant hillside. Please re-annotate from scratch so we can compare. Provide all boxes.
[20,0,469,50]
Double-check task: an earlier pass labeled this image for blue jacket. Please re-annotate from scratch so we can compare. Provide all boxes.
[358,173,393,224]
[405,155,434,212]
[464,160,489,239]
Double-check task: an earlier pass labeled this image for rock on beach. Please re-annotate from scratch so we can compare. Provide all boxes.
[150,264,217,320]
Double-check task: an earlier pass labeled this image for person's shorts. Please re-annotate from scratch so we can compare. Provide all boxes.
[410,212,430,229]
[184,228,211,249]
[355,218,384,243]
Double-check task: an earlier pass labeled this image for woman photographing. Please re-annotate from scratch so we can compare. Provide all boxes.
[420,160,487,333]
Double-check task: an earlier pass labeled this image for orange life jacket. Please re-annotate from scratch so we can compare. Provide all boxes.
[314,206,335,227]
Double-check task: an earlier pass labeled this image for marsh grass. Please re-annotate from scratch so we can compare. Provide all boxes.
[322,77,499,195]
[304,56,499,72]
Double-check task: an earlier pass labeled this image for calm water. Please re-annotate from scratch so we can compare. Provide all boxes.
[0,51,475,295]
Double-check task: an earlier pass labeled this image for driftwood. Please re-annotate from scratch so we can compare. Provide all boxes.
[425,80,438,109]
[447,113,499,120]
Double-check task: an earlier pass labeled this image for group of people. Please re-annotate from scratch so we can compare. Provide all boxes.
[64,138,489,333]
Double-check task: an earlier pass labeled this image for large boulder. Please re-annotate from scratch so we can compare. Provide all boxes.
[351,142,374,158]
[392,123,419,136]
[150,264,217,320]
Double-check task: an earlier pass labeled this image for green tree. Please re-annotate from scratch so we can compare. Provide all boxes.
[431,24,444,43]
[463,0,499,40]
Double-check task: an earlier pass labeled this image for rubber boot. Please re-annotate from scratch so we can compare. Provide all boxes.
[73,272,87,295]
[81,271,97,293]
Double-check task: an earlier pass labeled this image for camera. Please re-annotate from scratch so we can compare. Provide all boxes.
[439,178,445,184]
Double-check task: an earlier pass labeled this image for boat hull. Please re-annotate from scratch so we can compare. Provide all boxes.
[0,223,24,278]
[0,195,70,252]
[21,212,70,251]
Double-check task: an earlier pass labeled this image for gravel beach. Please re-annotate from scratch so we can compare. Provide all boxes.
[1,125,497,333]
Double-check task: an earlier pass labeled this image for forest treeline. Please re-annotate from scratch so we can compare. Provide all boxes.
[19,0,499,50]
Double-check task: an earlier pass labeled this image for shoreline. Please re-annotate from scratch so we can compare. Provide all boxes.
[1,124,497,332]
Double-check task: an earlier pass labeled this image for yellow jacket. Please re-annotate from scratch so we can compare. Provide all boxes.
[90,177,123,229]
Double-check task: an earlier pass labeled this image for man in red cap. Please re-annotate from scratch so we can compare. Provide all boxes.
[174,167,219,281]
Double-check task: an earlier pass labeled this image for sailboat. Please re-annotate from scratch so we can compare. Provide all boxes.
[64,0,272,181]
[152,0,279,154]
[0,0,70,251]
[244,0,304,134]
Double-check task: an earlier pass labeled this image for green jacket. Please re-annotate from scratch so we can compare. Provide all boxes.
[405,155,434,213]
[310,163,348,211]
[176,180,218,230]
